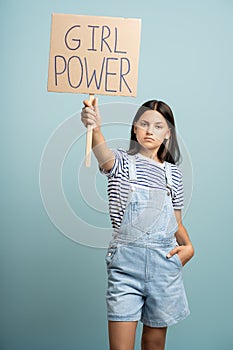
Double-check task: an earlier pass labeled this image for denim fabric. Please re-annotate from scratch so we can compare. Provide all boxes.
[105,156,190,327]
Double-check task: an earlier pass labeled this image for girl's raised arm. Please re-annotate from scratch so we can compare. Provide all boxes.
[81,98,115,171]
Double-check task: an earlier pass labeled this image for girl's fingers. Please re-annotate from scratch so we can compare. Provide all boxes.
[82,107,96,116]
[82,119,96,128]
[83,116,96,123]
[81,112,96,121]
[81,117,97,127]
[81,99,100,129]
[81,113,97,127]
[83,99,93,108]
[83,98,98,108]
[85,121,96,128]
[166,245,193,267]
[81,107,97,121]
[166,247,180,259]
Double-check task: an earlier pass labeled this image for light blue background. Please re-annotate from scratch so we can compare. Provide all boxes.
[1,0,233,349]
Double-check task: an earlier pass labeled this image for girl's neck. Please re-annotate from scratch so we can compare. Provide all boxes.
[138,148,163,164]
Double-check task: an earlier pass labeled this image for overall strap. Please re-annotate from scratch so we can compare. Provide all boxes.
[164,161,174,198]
[128,155,174,198]
[128,155,137,182]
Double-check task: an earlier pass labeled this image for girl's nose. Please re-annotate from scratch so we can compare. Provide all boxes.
[146,125,154,134]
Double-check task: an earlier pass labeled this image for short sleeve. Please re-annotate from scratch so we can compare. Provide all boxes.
[172,169,184,210]
[99,148,127,178]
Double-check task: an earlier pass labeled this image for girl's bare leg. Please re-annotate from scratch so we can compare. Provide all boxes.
[108,321,138,350]
[141,325,167,350]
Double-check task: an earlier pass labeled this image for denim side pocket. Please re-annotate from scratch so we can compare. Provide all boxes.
[173,253,183,268]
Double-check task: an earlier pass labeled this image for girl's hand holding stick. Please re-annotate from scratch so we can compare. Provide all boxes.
[81,97,115,171]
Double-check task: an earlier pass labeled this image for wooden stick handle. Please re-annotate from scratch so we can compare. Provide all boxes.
[85,93,95,167]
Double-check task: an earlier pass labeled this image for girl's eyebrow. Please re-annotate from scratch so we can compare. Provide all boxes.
[140,119,164,125]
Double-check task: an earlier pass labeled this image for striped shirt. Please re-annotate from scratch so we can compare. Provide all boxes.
[101,148,184,231]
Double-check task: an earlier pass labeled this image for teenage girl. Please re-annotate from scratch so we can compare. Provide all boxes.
[81,99,194,350]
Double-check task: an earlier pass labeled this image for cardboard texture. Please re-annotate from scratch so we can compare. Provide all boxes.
[48,13,141,96]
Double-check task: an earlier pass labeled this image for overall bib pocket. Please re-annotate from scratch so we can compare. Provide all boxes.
[131,199,167,233]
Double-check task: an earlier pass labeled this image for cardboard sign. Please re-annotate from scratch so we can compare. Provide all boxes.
[48,13,141,96]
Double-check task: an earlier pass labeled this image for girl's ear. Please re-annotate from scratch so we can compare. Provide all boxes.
[165,128,171,140]
[133,122,137,134]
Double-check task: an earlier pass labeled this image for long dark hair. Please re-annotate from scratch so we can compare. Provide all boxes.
[128,100,181,164]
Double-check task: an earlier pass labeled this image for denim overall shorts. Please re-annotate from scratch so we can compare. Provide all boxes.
[105,155,190,327]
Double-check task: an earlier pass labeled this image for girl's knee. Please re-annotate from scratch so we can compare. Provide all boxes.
[141,326,167,350]
[141,339,164,350]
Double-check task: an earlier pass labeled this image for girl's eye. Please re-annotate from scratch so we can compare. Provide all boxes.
[140,122,147,127]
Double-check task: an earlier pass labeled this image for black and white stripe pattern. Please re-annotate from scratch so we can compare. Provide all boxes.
[101,148,184,230]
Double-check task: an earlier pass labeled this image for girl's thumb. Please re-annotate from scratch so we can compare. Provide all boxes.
[93,97,98,108]
[83,98,98,109]
[166,247,179,259]
[83,99,92,108]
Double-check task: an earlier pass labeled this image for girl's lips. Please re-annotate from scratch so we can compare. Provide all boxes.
[144,137,155,141]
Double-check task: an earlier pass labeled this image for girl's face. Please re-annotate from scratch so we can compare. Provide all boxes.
[134,110,171,152]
